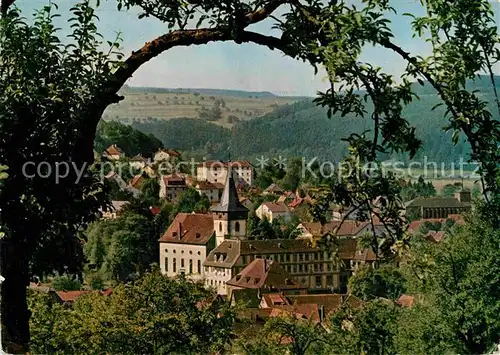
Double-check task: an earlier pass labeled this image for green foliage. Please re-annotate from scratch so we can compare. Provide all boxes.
[52,276,82,291]
[400,177,437,202]
[84,209,159,282]
[95,120,163,157]
[348,264,406,301]
[400,212,500,354]
[441,182,462,197]
[29,269,236,354]
[325,301,400,355]
[264,315,321,355]
[140,177,160,206]
[173,187,210,214]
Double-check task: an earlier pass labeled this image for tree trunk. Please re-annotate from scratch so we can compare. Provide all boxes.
[1,240,31,353]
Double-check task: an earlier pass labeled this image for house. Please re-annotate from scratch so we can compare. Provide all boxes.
[103,144,125,160]
[192,180,224,203]
[287,195,315,220]
[101,200,129,219]
[204,238,363,296]
[159,174,188,201]
[263,183,284,195]
[277,191,296,204]
[405,190,471,219]
[239,197,253,209]
[159,213,216,281]
[56,289,113,306]
[407,214,464,233]
[255,202,292,223]
[130,154,148,169]
[196,160,253,185]
[105,172,141,198]
[226,259,306,298]
[153,148,181,163]
[129,174,145,190]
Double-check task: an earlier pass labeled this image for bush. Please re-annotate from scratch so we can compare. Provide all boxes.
[52,275,82,291]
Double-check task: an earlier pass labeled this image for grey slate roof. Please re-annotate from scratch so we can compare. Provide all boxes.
[211,168,248,213]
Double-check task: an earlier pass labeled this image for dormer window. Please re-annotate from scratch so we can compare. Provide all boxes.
[195,233,201,238]
[172,232,178,237]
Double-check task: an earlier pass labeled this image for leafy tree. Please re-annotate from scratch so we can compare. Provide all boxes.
[399,212,500,354]
[348,264,406,301]
[28,269,236,354]
[324,300,400,355]
[95,120,163,157]
[84,210,159,282]
[173,187,210,214]
[418,221,442,234]
[52,276,82,291]
[0,4,120,349]
[140,177,160,206]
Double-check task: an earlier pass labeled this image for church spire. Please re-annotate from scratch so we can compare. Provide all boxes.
[211,166,248,214]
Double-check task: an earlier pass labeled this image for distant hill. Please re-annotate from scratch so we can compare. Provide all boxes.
[103,86,301,125]
[128,76,500,164]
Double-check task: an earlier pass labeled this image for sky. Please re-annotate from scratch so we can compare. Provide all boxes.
[17,0,500,96]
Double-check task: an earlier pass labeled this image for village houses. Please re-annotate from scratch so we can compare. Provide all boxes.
[255,202,292,223]
[153,148,181,163]
[103,144,125,160]
[196,160,254,185]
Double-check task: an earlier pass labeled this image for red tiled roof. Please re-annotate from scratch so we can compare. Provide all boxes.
[56,290,92,302]
[159,213,214,245]
[425,230,446,243]
[300,220,368,237]
[408,215,464,232]
[130,154,147,162]
[262,202,289,213]
[156,148,181,157]
[227,259,304,290]
[269,304,320,323]
[195,180,217,190]
[129,174,144,188]
[162,174,186,187]
[397,294,415,308]
[104,144,123,156]
[150,206,161,215]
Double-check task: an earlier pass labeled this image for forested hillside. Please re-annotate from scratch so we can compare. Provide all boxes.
[95,120,163,157]
[126,76,500,163]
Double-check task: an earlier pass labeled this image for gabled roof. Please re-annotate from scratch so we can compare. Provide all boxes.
[408,215,464,232]
[226,259,305,290]
[104,144,124,156]
[211,168,248,213]
[162,174,187,187]
[397,294,415,308]
[405,197,471,208]
[156,148,181,157]
[260,202,289,213]
[130,154,148,162]
[264,183,284,193]
[56,289,113,303]
[299,220,368,237]
[425,230,446,243]
[204,240,241,268]
[159,213,215,245]
[269,304,320,323]
[129,174,144,188]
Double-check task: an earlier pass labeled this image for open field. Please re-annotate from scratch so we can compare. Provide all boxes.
[102,88,301,125]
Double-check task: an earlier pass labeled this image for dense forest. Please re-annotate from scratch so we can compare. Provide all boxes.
[95,120,163,157]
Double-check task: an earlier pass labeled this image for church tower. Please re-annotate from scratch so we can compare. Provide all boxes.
[211,167,248,246]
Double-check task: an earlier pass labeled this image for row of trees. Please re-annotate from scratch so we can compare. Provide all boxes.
[238,213,500,354]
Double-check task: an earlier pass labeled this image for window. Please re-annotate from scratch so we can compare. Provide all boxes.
[316,275,322,287]
[189,251,193,255]
[173,258,177,272]
[181,259,185,268]
[189,259,193,274]
[286,254,290,262]
[165,257,168,272]
[235,221,240,232]
[173,250,176,254]
[198,251,201,255]
[198,260,201,274]
[219,222,222,232]
[327,275,333,286]
[298,264,303,272]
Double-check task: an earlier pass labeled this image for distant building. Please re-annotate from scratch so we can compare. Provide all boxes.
[159,213,216,281]
[159,174,188,201]
[130,154,148,169]
[101,201,129,219]
[405,190,471,219]
[263,183,284,195]
[204,238,364,296]
[226,259,306,299]
[129,174,145,190]
[196,160,253,185]
[153,148,181,163]
[103,144,125,160]
[192,180,224,203]
[255,202,292,223]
